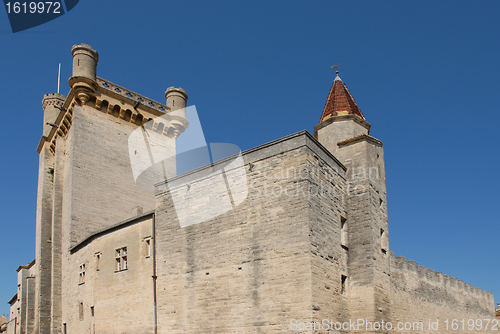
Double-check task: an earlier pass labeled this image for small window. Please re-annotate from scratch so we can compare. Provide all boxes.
[144,238,151,258]
[79,302,84,321]
[115,247,128,271]
[341,275,347,295]
[340,216,348,248]
[90,306,94,317]
[79,264,86,284]
[95,252,101,271]
[63,323,67,334]
[381,228,388,253]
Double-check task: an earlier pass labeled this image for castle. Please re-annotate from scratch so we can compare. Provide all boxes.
[3,44,496,334]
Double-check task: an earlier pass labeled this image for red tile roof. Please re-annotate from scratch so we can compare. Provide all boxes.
[319,73,365,123]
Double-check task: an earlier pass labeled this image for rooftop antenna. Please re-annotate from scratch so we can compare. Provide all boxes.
[57,63,61,94]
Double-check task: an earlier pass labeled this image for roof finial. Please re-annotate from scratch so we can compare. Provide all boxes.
[331,60,342,81]
[331,60,342,71]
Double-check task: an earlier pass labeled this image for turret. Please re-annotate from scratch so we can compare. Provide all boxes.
[164,87,188,138]
[68,43,99,104]
[165,87,188,112]
[41,93,66,138]
[315,72,370,159]
[315,72,391,324]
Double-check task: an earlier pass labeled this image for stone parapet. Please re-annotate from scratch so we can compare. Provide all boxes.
[390,251,494,302]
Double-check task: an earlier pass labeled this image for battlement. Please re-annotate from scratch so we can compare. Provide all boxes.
[96,77,170,114]
[41,93,66,110]
[389,251,494,300]
[39,76,189,155]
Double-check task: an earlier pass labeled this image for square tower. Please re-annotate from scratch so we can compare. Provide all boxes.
[34,44,188,334]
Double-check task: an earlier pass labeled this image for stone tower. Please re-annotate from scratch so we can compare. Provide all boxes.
[315,72,391,325]
[33,43,188,334]
[34,93,66,334]
[165,86,188,111]
[68,43,99,105]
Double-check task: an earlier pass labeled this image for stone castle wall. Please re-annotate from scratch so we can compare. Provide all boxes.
[154,132,348,333]
[306,145,350,326]
[64,214,154,334]
[63,104,157,248]
[389,252,495,333]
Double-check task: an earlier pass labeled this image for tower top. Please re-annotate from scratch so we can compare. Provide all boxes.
[71,43,98,62]
[319,74,365,123]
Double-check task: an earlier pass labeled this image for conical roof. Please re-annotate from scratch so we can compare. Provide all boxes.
[319,73,365,123]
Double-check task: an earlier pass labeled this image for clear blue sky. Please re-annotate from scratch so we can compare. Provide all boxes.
[0,0,498,317]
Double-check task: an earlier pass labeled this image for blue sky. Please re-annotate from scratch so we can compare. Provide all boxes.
[1,0,499,317]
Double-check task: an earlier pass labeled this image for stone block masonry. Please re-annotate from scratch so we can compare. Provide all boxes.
[389,252,495,333]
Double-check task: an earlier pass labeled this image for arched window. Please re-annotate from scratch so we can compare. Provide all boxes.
[135,114,144,126]
[112,105,120,118]
[100,100,109,113]
[144,118,153,129]
[123,109,132,122]
[156,122,165,134]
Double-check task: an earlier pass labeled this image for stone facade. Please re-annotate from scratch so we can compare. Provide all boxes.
[5,261,36,334]
[66,212,155,334]
[4,44,496,333]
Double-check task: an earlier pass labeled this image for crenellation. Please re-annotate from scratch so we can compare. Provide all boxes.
[390,255,492,301]
[395,256,407,269]
[458,279,465,290]
[407,260,418,272]
[450,277,458,289]
[417,265,427,279]
[436,271,444,284]
[443,274,451,289]
[96,77,170,113]
[426,268,437,282]
[41,93,65,110]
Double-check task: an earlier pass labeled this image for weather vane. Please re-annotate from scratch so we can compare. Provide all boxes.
[331,60,342,74]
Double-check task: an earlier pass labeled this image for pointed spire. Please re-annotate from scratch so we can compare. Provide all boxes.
[319,73,365,123]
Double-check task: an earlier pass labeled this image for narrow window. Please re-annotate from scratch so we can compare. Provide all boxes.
[79,302,84,321]
[79,264,86,284]
[95,252,101,271]
[340,216,348,248]
[341,275,347,295]
[144,238,151,258]
[90,306,94,317]
[115,247,128,271]
[381,228,387,253]
[63,323,67,334]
